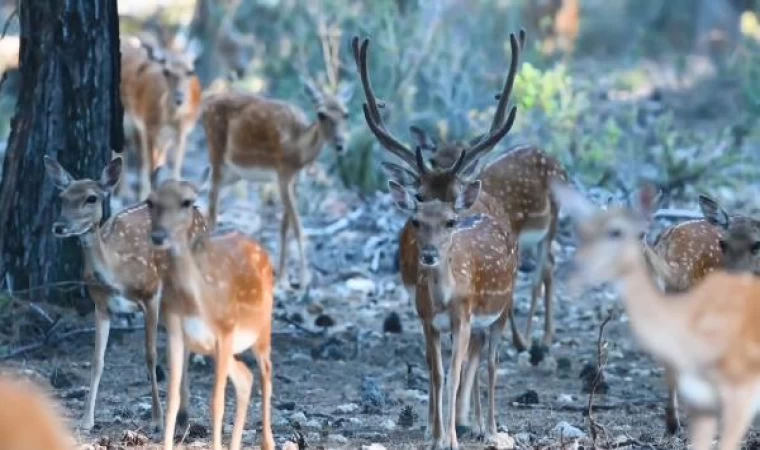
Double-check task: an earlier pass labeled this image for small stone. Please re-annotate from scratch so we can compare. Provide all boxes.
[346,277,376,295]
[304,418,321,428]
[281,441,299,450]
[513,390,539,405]
[330,434,349,444]
[335,403,359,414]
[349,417,363,426]
[552,421,586,439]
[514,432,531,444]
[557,393,574,403]
[485,432,515,449]
[382,312,402,333]
[289,411,307,423]
[379,418,396,430]
[361,445,387,450]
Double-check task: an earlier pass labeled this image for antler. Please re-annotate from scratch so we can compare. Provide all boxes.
[458,30,525,171]
[351,36,419,170]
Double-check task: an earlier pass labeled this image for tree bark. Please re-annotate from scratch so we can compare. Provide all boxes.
[0,0,123,309]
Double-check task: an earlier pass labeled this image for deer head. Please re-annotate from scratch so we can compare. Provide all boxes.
[44,156,122,237]
[699,194,760,274]
[146,174,199,250]
[142,42,198,115]
[304,79,354,155]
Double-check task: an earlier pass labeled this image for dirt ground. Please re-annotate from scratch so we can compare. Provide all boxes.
[2,125,759,450]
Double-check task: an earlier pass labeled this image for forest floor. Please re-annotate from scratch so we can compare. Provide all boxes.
[4,138,760,450]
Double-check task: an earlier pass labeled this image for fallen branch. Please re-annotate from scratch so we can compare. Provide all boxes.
[588,311,613,449]
[1,325,144,360]
[274,312,320,336]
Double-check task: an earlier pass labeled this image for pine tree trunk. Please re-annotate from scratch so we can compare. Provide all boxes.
[0,0,123,309]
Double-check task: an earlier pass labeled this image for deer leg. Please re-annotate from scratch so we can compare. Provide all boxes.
[445,316,471,450]
[689,411,718,450]
[716,384,757,450]
[177,348,191,429]
[508,306,528,352]
[228,359,253,450]
[134,122,152,200]
[253,338,275,450]
[423,322,444,446]
[286,176,310,289]
[457,331,483,436]
[211,337,232,450]
[276,174,292,284]
[163,314,184,450]
[208,164,224,230]
[141,297,163,434]
[664,367,681,435]
[526,239,547,342]
[172,128,190,179]
[485,322,504,441]
[82,300,110,431]
[540,238,556,347]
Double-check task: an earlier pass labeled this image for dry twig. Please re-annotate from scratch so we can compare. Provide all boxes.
[587,311,614,448]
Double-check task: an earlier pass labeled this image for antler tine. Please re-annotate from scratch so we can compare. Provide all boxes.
[462,29,524,169]
[351,36,417,170]
[415,146,428,174]
[449,150,467,175]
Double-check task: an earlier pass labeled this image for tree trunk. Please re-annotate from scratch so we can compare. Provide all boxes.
[0,0,123,309]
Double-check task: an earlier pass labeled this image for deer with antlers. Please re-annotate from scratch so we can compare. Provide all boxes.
[555,182,760,450]
[353,34,531,446]
[380,31,568,352]
[120,36,203,200]
[202,58,353,289]
[640,194,760,434]
[146,174,274,450]
[44,155,206,433]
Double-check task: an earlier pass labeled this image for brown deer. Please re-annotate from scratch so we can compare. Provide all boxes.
[0,375,74,450]
[353,35,528,447]
[146,176,275,450]
[202,78,353,289]
[120,37,203,199]
[555,182,760,450]
[44,155,206,433]
[380,31,568,352]
[643,194,760,434]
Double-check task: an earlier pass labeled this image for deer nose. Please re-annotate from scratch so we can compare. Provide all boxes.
[420,248,439,267]
[151,230,168,246]
[52,223,66,235]
[174,92,184,106]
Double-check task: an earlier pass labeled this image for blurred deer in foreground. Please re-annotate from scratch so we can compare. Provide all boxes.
[45,156,206,433]
[409,60,568,354]
[555,182,760,450]
[147,175,274,450]
[353,34,529,447]
[642,194,760,434]
[0,376,74,450]
[202,40,353,289]
[120,36,202,199]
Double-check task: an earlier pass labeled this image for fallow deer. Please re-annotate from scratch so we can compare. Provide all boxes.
[353,35,528,447]
[120,37,202,199]
[0,375,74,450]
[554,182,760,450]
[44,155,206,433]
[642,194,760,434]
[202,78,353,289]
[147,176,275,450]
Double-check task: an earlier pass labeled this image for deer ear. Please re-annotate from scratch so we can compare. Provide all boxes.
[632,182,662,218]
[551,181,596,221]
[699,194,730,229]
[455,180,481,212]
[388,180,417,212]
[99,156,123,191]
[338,82,355,104]
[151,165,172,189]
[44,155,74,190]
[381,162,419,188]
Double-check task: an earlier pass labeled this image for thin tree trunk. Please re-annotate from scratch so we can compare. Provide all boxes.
[0,0,123,309]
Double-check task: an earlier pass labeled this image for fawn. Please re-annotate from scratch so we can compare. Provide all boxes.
[554,181,760,450]
[45,155,206,432]
[643,194,760,434]
[353,34,528,447]
[201,79,353,289]
[0,375,74,450]
[146,175,275,450]
[120,37,202,199]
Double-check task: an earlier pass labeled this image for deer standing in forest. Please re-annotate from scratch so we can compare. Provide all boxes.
[146,175,274,450]
[201,75,353,289]
[0,375,74,450]
[641,194,760,434]
[120,37,202,199]
[45,155,206,433]
[353,34,530,447]
[555,182,760,450]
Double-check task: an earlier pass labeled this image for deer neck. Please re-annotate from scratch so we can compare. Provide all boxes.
[298,121,327,166]
[163,237,206,313]
[421,257,456,307]
[79,224,118,283]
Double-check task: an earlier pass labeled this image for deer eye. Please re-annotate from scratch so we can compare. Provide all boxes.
[185,69,194,77]
[415,193,425,202]
[411,219,420,229]
[181,199,193,208]
[85,195,98,204]
[162,68,171,78]
[607,228,623,239]
[751,242,760,254]
[445,219,456,229]
[145,199,154,209]
[718,239,727,252]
